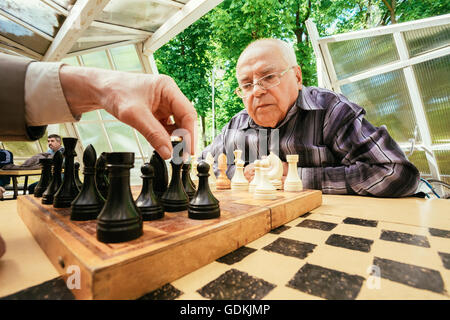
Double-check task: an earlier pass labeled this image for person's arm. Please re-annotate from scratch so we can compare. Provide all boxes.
[299,105,420,197]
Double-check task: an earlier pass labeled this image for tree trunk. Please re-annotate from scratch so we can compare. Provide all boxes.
[201,115,208,148]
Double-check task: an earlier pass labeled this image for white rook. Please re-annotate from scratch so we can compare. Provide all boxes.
[283,154,303,192]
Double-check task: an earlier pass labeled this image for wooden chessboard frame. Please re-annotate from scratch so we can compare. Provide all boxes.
[17,188,322,299]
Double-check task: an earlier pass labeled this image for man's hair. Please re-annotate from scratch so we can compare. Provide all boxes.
[48,134,62,142]
[240,38,298,66]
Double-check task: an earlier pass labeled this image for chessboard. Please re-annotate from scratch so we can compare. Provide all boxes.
[17,187,322,300]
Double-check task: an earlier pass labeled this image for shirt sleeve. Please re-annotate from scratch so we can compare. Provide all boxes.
[299,103,420,197]
[25,61,80,126]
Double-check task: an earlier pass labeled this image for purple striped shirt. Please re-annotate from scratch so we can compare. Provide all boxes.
[201,86,419,197]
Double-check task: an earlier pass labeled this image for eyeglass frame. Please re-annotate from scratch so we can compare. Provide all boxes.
[234,66,296,98]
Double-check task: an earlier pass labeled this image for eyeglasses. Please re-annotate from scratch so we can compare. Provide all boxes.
[235,66,295,98]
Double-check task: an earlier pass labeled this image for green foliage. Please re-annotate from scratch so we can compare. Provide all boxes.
[155,0,449,134]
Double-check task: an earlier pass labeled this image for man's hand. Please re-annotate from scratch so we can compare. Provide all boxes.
[60,66,197,160]
[244,163,255,182]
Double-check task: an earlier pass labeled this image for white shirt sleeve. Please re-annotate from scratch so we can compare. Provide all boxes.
[24,61,80,126]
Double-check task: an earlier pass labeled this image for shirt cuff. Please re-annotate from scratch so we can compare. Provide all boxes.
[25,61,80,126]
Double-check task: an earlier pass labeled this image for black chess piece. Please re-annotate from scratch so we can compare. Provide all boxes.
[188,161,220,220]
[42,151,63,205]
[182,161,196,201]
[160,141,189,212]
[34,158,53,198]
[54,137,80,208]
[95,152,109,199]
[71,145,105,221]
[136,163,164,221]
[74,162,83,190]
[149,150,168,199]
[96,152,143,243]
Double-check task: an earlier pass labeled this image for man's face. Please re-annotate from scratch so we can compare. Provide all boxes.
[48,138,61,152]
[236,44,302,128]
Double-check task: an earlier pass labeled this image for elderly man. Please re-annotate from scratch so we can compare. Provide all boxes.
[201,38,419,197]
[46,134,64,155]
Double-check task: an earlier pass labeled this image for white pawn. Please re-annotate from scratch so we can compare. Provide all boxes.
[206,152,216,191]
[284,154,303,191]
[231,159,249,190]
[249,160,261,192]
[254,158,276,199]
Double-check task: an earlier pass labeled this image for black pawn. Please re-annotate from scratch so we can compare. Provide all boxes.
[34,158,53,198]
[54,137,80,208]
[74,162,83,190]
[42,151,63,205]
[95,152,109,199]
[96,152,142,243]
[136,163,164,221]
[188,161,220,220]
[149,150,168,199]
[182,162,196,201]
[160,141,189,212]
[71,145,105,221]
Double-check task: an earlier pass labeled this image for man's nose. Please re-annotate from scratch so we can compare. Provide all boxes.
[252,83,266,97]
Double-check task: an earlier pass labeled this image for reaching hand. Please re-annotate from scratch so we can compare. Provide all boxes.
[60,66,197,160]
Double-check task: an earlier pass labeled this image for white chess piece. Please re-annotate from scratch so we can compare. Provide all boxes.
[266,152,283,190]
[206,152,216,191]
[231,159,249,190]
[254,158,276,199]
[249,160,261,192]
[283,154,303,191]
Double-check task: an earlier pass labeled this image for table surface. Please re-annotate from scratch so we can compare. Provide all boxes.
[0,169,41,176]
[0,194,449,300]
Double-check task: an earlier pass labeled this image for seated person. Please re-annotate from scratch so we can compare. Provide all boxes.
[28,134,65,194]
[201,38,419,197]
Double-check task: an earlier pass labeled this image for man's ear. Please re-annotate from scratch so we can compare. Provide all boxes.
[294,66,302,90]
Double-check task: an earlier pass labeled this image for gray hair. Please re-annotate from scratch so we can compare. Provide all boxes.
[240,38,298,66]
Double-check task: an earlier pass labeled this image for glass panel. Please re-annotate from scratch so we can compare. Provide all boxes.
[110,45,142,71]
[136,130,154,160]
[0,15,50,55]
[52,0,77,10]
[130,158,144,186]
[98,0,180,32]
[80,51,111,69]
[407,150,429,175]
[80,111,100,121]
[413,55,450,145]
[328,34,399,80]
[69,40,118,54]
[103,122,140,154]
[404,25,450,58]
[0,0,65,37]
[76,123,110,154]
[340,69,419,144]
[2,141,41,159]
[99,109,117,120]
[435,150,450,179]
[61,56,79,66]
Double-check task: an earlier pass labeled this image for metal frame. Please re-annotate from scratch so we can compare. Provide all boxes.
[307,14,450,180]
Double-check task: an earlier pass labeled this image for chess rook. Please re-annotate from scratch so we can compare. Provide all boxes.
[42,150,63,204]
[71,145,105,221]
[34,158,52,198]
[136,163,164,221]
[97,152,143,243]
[188,161,220,220]
[284,154,303,192]
[54,137,80,208]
